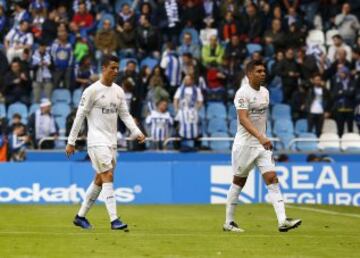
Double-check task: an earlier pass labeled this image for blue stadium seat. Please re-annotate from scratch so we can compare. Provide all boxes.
[296,133,318,151]
[273,119,294,136]
[246,43,262,55]
[52,103,71,130]
[227,104,237,120]
[140,57,159,71]
[206,102,227,119]
[295,119,309,135]
[271,104,291,120]
[277,133,296,150]
[229,119,237,136]
[209,132,231,151]
[269,87,283,105]
[72,88,83,107]
[29,103,40,115]
[0,103,6,118]
[207,118,227,134]
[7,102,28,124]
[52,89,71,104]
[266,120,272,137]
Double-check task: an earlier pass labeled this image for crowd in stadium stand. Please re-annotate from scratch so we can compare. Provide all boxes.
[0,0,359,159]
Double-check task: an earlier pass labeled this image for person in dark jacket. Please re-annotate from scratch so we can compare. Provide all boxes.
[332,66,356,136]
[136,15,160,59]
[305,74,331,137]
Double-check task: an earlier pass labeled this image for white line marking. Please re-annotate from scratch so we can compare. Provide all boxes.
[287,205,360,219]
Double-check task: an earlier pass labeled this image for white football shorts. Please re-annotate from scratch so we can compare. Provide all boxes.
[87,146,117,173]
[232,144,275,177]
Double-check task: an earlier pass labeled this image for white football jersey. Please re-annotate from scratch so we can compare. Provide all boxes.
[68,80,142,147]
[233,81,269,147]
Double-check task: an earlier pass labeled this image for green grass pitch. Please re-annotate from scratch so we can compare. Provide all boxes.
[0,204,359,258]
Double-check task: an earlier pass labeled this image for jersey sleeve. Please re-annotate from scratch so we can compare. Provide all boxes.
[234,90,249,110]
[67,88,94,145]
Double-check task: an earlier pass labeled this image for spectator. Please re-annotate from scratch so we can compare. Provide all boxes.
[7,113,25,135]
[200,16,218,46]
[241,2,263,43]
[94,18,118,59]
[4,20,34,63]
[146,66,170,112]
[116,3,136,28]
[50,29,73,89]
[174,75,203,146]
[327,34,352,63]
[201,35,224,67]
[335,2,360,45]
[177,32,200,60]
[28,98,58,149]
[8,124,30,161]
[118,21,136,58]
[146,99,173,150]
[283,22,306,49]
[219,11,240,43]
[41,10,60,45]
[31,5,46,41]
[224,34,247,69]
[160,42,182,96]
[202,0,219,21]
[332,66,356,136]
[305,74,331,137]
[12,2,31,29]
[278,48,301,102]
[326,48,352,83]
[263,18,285,57]
[139,2,156,24]
[136,15,160,59]
[74,55,98,90]
[0,3,6,41]
[31,41,53,103]
[181,0,205,30]
[71,2,94,32]
[158,0,180,45]
[116,60,142,101]
[219,0,241,19]
[3,59,31,105]
[73,33,90,63]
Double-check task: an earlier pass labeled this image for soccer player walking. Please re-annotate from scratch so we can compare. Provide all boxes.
[223,60,301,233]
[66,55,145,230]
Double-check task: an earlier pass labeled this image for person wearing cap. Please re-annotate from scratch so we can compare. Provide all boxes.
[27,98,59,149]
[332,65,356,136]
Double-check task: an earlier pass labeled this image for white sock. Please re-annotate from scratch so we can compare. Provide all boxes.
[225,184,242,224]
[102,182,118,222]
[267,183,286,224]
[78,182,102,217]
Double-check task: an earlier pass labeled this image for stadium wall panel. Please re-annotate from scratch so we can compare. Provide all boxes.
[0,161,360,206]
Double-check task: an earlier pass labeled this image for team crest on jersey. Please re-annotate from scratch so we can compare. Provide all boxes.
[238,98,246,108]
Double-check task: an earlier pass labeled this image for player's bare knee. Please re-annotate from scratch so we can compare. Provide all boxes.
[263,171,278,185]
[233,176,247,187]
[100,170,113,183]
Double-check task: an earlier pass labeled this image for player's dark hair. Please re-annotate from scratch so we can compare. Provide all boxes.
[101,54,119,67]
[245,60,265,75]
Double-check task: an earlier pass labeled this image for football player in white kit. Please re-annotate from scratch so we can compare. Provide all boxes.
[66,55,145,230]
[223,60,301,233]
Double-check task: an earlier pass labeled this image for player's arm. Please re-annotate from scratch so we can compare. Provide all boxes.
[66,89,93,157]
[238,109,272,150]
[117,93,145,144]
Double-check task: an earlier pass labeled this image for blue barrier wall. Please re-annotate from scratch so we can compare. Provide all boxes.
[1,160,360,205]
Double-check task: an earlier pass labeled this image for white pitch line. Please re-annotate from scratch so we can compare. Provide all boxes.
[287,205,360,219]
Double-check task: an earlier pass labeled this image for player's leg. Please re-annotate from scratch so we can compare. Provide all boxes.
[223,145,255,232]
[224,175,247,232]
[258,150,301,232]
[98,147,127,230]
[73,148,104,229]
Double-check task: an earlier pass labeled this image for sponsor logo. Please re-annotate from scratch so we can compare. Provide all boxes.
[210,166,258,204]
[0,184,142,203]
